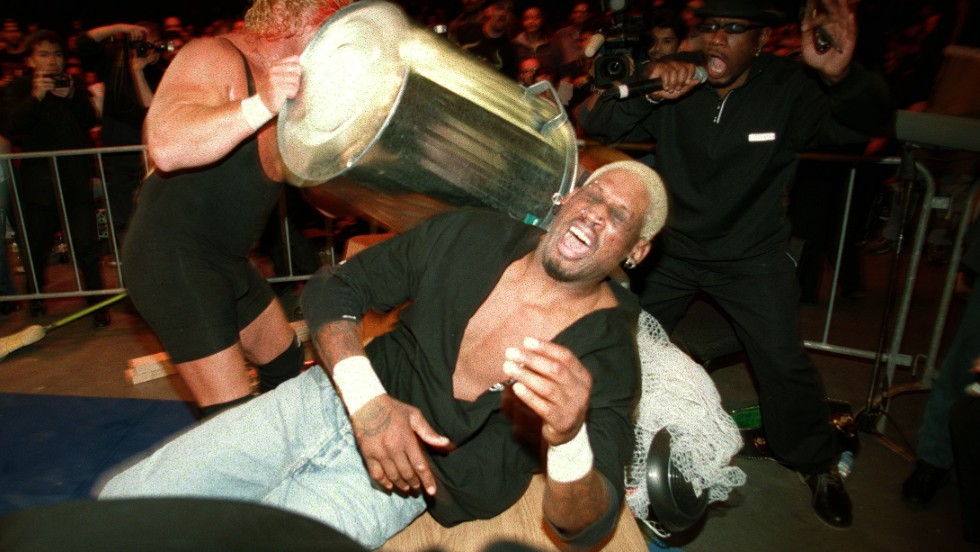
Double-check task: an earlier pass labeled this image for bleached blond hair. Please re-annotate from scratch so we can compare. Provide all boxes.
[584,160,669,241]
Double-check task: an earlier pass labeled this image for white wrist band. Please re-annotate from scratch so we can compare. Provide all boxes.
[241,94,274,131]
[547,422,594,483]
[331,355,386,415]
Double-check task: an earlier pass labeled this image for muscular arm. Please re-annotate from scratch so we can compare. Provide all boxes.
[143,38,257,171]
[144,36,303,172]
[311,318,366,369]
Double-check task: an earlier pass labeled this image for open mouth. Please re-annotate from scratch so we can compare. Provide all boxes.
[706,54,728,79]
[558,222,596,260]
[570,225,592,247]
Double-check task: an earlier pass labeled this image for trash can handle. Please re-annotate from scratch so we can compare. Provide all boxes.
[523,81,569,135]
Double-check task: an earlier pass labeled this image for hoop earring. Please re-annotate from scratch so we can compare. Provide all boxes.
[624,258,636,270]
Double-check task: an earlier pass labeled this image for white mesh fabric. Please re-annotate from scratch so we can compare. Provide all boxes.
[625,310,747,519]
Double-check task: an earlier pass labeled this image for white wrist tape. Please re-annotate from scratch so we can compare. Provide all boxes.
[331,355,386,415]
[240,94,274,131]
[547,422,594,483]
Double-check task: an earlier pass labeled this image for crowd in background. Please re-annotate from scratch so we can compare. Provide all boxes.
[0,0,977,312]
[2,0,978,144]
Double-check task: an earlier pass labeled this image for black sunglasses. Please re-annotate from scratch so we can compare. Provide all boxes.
[697,22,765,34]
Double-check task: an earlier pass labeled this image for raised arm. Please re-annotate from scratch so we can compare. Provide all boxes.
[85,23,148,44]
[800,0,857,84]
[503,337,620,541]
[143,37,301,172]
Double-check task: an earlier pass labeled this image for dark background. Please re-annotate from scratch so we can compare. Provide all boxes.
[7,0,254,34]
[8,1,804,36]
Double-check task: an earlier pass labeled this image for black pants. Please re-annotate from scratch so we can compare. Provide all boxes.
[101,151,144,236]
[638,249,836,473]
[23,200,104,300]
[950,396,980,544]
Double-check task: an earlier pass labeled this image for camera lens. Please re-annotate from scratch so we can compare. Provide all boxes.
[595,55,632,86]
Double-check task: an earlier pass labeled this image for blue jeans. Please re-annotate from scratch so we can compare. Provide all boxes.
[95,367,426,548]
[916,287,980,469]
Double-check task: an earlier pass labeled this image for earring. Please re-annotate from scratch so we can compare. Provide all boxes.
[624,258,636,270]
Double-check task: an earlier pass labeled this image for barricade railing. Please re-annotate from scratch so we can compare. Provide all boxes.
[588,139,974,394]
[0,145,319,304]
[1,143,972,393]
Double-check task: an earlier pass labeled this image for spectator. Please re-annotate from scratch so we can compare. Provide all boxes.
[646,7,687,60]
[902,219,980,508]
[512,6,559,72]
[517,55,542,87]
[552,2,594,81]
[2,29,109,326]
[0,135,19,314]
[0,19,27,83]
[453,1,519,79]
[447,0,486,44]
[76,22,166,250]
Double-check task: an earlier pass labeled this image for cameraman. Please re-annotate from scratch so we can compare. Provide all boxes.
[76,23,167,248]
[1,29,107,324]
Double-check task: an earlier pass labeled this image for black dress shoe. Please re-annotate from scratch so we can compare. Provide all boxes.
[92,309,110,328]
[902,460,947,506]
[802,469,852,529]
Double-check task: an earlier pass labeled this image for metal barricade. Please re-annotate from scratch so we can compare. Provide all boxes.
[2,140,973,391]
[0,145,322,303]
[587,140,976,406]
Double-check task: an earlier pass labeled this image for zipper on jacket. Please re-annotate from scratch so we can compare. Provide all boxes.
[713,90,733,124]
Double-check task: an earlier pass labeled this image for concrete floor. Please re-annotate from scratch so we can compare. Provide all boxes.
[0,245,975,551]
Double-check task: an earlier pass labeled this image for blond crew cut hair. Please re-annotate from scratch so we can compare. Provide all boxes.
[585,160,669,241]
[244,0,354,37]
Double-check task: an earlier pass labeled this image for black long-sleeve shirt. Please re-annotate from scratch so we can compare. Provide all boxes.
[582,53,895,263]
[3,70,99,206]
[302,209,641,546]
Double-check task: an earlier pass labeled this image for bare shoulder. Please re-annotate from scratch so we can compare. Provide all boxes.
[156,36,249,102]
[170,36,244,75]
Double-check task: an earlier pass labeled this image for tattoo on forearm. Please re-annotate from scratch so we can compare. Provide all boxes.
[357,404,393,437]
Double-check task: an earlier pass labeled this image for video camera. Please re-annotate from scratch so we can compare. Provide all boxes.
[132,40,175,58]
[590,0,649,87]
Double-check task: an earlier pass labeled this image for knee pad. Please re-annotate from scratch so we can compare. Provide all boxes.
[256,337,304,393]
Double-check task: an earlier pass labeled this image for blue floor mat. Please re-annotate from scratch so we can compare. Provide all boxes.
[0,393,197,516]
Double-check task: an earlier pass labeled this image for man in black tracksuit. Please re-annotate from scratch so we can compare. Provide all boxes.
[580,0,894,529]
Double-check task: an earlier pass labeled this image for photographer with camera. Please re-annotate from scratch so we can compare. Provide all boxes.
[76,23,170,250]
[1,29,108,325]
